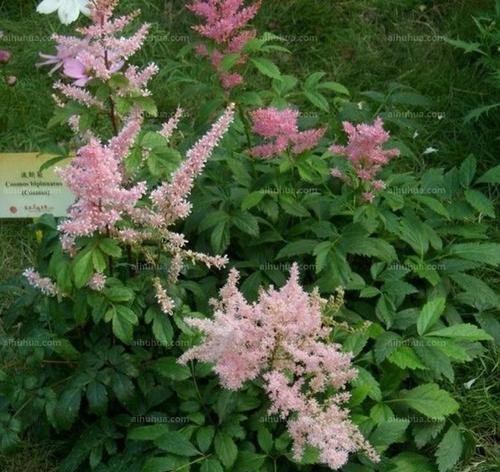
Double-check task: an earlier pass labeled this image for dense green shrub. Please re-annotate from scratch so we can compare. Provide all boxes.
[0,1,498,471]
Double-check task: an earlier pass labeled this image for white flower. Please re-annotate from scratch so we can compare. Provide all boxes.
[37,0,90,25]
[423,147,438,155]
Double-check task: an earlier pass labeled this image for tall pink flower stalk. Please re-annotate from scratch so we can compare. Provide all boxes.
[188,0,261,89]
[151,103,235,225]
[23,268,58,296]
[330,117,400,200]
[179,264,379,470]
[38,0,156,100]
[249,107,325,158]
[56,128,146,238]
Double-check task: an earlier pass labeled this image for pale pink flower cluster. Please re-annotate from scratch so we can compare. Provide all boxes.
[179,264,378,469]
[87,272,107,291]
[330,117,399,197]
[159,107,184,142]
[249,107,326,158]
[151,103,235,224]
[23,268,58,296]
[188,0,261,89]
[56,116,146,238]
[38,0,156,107]
[153,277,175,315]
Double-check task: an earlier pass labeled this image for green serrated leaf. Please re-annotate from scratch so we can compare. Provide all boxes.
[153,357,191,381]
[388,346,427,370]
[155,431,199,457]
[464,189,495,217]
[476,164,500,184]
[426,323,493,342]
[417,297,446,336]
[251,58,281,79]
[72,249,94,288]
[435,425,463,472]
[400,383,459,419]
[214,432,237,468]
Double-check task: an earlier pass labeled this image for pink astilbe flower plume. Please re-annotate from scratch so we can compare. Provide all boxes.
[249,107,326,158]
[188,0,261,89]
[179,263,379,470]
[56,134,146,237]
[151,103,235,224]
[38,0,157,106]
[159,107,184,142]
[23,268,58,297]
[330,117,399,199]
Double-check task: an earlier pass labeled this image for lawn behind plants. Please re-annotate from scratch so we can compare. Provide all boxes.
[0,0,498,471]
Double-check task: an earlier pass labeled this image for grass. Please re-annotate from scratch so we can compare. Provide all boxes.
[0,0,498,470]
[0,439,59,472]
[451,346,500,471]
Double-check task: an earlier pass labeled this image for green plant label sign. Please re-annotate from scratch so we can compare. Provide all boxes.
[0,153,74,218]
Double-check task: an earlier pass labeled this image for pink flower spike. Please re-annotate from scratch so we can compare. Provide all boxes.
[159,107,184,141]
[188,0,261,88]
[23,268,58,296]
[153,277,175,315]
[329,117,399,186]
[249,107,324,158]
[179,263,377,469]
[291,128,326,154]
[251,107,299,137]
[151,104,235,223]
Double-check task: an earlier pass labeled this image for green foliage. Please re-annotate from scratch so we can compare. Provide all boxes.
[1,1,499,472]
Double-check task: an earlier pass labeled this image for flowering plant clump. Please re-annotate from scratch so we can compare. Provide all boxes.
[180,264,379,469]
[330,117,400,202]
[188,0,261,89]
[1,0,498,471]
[249,106,326,158]
[31,0,235,318]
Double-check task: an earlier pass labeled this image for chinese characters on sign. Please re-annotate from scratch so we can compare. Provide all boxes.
[0,153,75,218]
